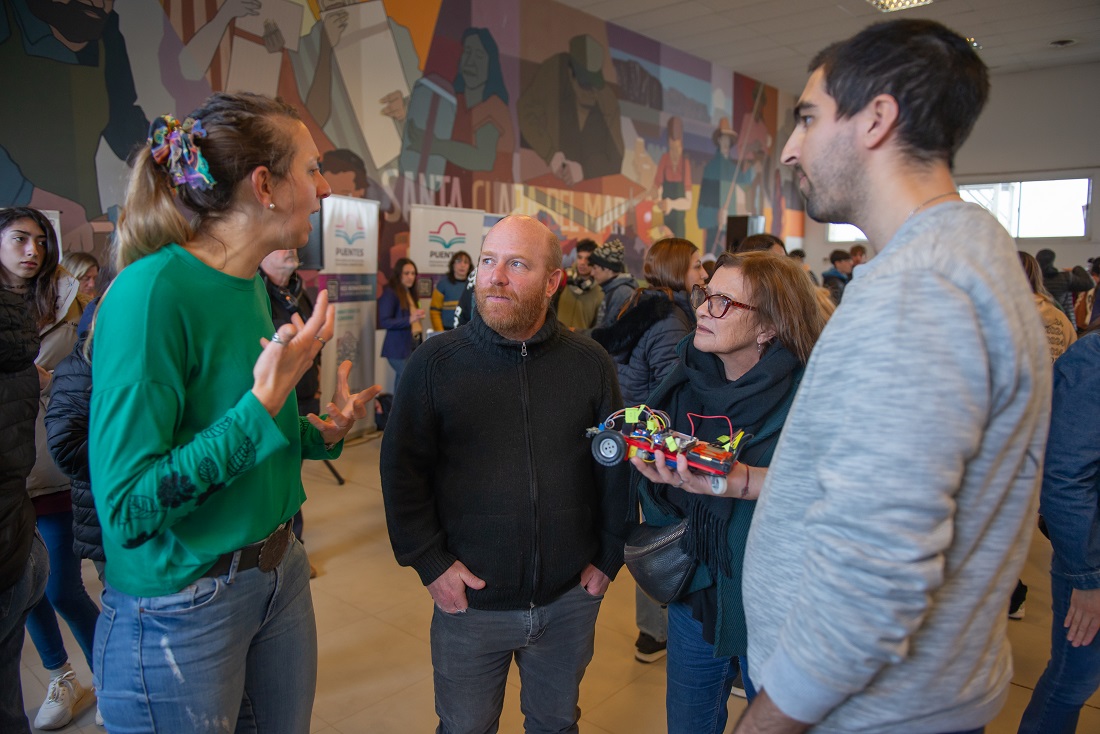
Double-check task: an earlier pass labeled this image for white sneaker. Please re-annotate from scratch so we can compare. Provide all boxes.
[34,670,86,730]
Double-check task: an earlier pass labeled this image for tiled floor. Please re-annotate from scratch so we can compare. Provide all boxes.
[20,435,1100,733]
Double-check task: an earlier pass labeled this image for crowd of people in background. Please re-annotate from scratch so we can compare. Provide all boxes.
[3,16,1100,734]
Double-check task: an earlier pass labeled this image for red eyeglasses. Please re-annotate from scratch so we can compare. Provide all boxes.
[690,284,757,318]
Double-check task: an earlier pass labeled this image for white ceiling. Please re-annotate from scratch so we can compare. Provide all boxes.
[555,0,1100,95]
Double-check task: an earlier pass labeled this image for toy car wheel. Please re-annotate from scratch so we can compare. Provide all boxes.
[592,431,626,467]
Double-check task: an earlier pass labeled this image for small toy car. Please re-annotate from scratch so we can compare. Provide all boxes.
[585,406,750,477]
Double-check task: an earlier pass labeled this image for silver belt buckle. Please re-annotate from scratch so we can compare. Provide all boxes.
[257,522,291,572]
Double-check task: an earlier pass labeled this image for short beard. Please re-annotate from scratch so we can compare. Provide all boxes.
[799,130,864,226]
[476,285,549,340]
[27,0,109,44]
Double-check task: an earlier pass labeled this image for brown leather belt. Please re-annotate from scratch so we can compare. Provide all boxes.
[202,521,294,578]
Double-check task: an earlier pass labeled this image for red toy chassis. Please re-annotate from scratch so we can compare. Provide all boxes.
[585,406,750,477]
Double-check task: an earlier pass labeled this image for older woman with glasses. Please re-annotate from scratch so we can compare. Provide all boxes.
[629,250,825,734]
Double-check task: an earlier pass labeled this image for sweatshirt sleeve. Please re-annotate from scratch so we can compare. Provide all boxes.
[1040,336,1100,589]
[757,270,991,724]
[429,288,445,332]
[379,348,455,585]
[299,416,344,461]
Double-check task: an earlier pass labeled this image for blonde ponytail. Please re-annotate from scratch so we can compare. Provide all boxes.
[115,146,192,271]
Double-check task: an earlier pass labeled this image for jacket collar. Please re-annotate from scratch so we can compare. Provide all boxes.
[469,307,560,363]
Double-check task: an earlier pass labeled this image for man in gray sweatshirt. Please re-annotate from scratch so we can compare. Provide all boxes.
[737,19,1052,734]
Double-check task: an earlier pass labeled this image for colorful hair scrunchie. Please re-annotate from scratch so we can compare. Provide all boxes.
[148,114,215,192]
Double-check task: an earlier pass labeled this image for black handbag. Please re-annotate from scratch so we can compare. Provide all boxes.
[623,518,697,605]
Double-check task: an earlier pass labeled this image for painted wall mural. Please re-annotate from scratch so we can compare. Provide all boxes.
[0,0,804,283]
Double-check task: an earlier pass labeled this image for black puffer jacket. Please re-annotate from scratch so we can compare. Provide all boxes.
[45,302,102,562]
[0,290,40,590]
[591,290,694,405]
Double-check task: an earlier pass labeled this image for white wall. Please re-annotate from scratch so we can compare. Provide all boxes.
[802,61,1100,270]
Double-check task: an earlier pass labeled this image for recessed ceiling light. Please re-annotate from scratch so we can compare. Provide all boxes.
[1049,39,1078,48]
[865,0,934,12]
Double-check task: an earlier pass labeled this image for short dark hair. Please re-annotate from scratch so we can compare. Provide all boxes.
[829,249,853,265]
[1035,249,1056,269]
[810,19,989,169]
[850,244,867,257]
[322,148,368,191]
[788,249,807,259]
[575,238,597,255]
[737,233,785,254]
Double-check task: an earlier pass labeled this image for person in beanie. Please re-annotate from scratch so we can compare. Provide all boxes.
[589,239,638,330]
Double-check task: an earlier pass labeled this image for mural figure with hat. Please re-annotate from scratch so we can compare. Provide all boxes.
[518,33,624,185]
[697,116,749,256]
[653,117,692,239]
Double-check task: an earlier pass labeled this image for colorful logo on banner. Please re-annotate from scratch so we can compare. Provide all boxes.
[409,205,485,274]
[335,211,368,249]
[428,221,466,250]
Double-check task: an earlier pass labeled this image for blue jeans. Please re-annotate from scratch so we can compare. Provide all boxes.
[25,510,99,670]
[0,533,49,734]
[666,600,755,734]
[93,537,317,733]
[431,584,603,734]
[388,357,407,392]
[1018,573,1100,733]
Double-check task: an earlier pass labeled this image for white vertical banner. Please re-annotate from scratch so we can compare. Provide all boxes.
[318,195,379,437]
[408,204,487,275]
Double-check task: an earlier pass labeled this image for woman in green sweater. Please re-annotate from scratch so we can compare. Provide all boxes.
[88,93,378,732]
[629,251,823,734]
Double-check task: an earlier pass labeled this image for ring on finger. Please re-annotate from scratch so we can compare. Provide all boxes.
[675,475,685,487]
[315,335,327,347]
[271,332,286,345]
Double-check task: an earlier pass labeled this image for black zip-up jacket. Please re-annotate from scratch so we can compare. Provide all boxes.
[0,289,40,590]
[380,310,630,610]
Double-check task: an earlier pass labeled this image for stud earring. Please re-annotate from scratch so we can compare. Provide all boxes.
[268,203,276,210]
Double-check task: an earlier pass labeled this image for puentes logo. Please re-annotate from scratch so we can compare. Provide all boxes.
[335,211,367,245]
[428,221,466,250]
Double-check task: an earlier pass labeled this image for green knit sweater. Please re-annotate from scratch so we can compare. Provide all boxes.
[90,244,339,596]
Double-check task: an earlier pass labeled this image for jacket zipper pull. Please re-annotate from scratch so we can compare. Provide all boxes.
[521,341,528,357]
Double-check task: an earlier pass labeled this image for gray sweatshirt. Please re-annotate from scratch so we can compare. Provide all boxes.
[742,202,1051,733]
